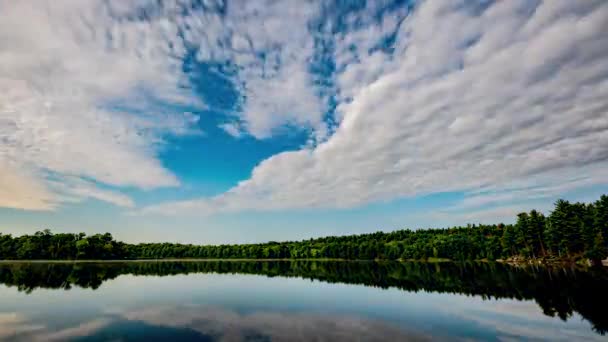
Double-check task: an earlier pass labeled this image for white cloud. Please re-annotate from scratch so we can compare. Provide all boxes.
[3,0,608,217]
[451,167,608,211]
[47,176,135,208]
[179,0,326,138]
[0,162,55,211]
[219,123,242,138]
[142,0,608,216]
[0,0,351,211]
[0,0,201,209]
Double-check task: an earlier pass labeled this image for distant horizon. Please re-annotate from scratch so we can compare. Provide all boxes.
[3,189,608,245]
[3,194,605,248]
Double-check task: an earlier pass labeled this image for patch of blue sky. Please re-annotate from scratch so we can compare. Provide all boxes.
[136,52,309,204]
[194,191,467,243]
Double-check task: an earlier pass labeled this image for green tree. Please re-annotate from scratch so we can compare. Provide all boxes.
[501,225,516,258]
[595,195,608,250]
[549,200,583,256]
[528,210,546,258]
[585,232,607,262]
[76,239,90,259]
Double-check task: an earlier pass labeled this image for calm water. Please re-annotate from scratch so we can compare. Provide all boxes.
[0,261,606,341]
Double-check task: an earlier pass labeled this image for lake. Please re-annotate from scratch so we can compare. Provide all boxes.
[0,261,606,341]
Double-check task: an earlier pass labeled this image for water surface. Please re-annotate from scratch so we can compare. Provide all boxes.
[0,261,606,341]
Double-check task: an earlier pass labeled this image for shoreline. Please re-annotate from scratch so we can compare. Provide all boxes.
[0,258,353,263]
[0,258,605,267]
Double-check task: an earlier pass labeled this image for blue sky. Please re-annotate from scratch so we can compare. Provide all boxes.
[1,0,608,243]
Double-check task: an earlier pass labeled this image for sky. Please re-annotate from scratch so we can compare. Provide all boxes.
[1,0,608,244]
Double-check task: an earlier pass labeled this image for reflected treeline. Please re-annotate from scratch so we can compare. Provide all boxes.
[0,261,607,334]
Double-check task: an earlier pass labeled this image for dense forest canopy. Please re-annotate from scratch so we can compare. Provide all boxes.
[1,195,607,262]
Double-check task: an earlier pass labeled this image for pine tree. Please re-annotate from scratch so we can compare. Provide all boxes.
[585,232,607,262]
[528,210,546,258]
[581,203,598,252]
[595,195,608,251]
[549,199,583,256]
[501,225,516,258]
[543,217,556,256]
[515,213,533,257]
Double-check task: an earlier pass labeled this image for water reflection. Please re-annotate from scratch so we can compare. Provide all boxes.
[1,305,431,342]
[111,307,429,341]
[0,261,606,340]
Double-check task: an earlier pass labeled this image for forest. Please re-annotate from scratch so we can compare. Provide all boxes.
[1,195,607,263]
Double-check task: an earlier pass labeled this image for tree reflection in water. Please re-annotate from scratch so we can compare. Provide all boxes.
[0,261,606,334]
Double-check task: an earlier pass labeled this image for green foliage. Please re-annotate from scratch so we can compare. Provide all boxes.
[501,224,516,258]
[1,195,607,262]
[0,231,126,260]
[595,195,608,250]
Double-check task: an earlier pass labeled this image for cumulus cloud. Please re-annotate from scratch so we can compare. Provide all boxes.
[179,0,326,138]
[0,0,201,209]
[141,0,608,216]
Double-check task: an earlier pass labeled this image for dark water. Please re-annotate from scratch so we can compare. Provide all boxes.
[0,261,606,341]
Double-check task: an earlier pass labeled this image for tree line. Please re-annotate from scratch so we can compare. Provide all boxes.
[1,195,607,263]
[0,260,606,334]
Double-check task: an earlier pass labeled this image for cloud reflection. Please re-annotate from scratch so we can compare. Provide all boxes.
[0,312,44,340]
[121,305,431,342]
[7,306,431,342]
[443,301,605,342]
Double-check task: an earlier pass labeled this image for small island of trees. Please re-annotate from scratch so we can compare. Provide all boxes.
[1,195,607,264]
